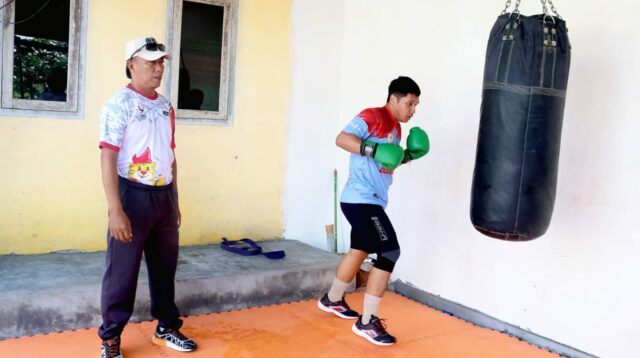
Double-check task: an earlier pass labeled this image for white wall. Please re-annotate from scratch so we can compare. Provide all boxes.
[283,0,346,251]
[285,1,639,357]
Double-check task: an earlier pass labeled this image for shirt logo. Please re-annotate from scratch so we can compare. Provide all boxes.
[387,133,395,142]
[136,104,146,120]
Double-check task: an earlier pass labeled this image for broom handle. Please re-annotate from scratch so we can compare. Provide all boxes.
[333,169,338,252]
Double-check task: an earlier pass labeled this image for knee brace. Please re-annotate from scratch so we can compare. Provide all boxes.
[373,248,401,273]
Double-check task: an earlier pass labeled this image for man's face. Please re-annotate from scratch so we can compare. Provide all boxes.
[389,93,420,123]
[128,57,165,90]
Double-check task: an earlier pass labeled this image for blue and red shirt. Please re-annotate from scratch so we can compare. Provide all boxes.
[340,105,401,208]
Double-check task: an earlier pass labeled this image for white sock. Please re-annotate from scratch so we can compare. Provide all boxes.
[362,293,381,324]
[327,277,349,302]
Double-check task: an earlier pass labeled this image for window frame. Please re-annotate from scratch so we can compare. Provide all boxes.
[0,0,86,116]
[165,0,237,124]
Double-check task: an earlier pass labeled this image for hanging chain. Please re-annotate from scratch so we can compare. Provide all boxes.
[540,0,563,19]
[501,0,512,14]
[503,0,562,19]
[547,0,563,19]
[540,0,550,15]
[501,0,522,15]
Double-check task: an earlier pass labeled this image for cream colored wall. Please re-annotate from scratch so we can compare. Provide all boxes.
[0,0,291,254]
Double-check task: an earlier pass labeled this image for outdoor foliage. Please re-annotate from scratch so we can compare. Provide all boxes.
[13,35,68,100]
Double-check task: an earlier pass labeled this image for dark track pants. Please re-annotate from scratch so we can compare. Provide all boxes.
[98,177,182,340]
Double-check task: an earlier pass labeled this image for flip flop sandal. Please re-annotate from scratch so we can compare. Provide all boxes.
[220,237,286,260]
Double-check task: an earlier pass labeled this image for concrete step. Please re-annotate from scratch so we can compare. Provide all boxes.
[0,240,342,339]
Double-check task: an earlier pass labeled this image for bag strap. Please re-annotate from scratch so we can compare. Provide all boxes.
[220,238,286,260]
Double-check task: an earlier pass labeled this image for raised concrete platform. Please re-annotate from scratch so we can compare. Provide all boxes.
[0,240,342,339]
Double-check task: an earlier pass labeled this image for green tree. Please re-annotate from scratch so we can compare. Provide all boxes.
[13,35,68,100]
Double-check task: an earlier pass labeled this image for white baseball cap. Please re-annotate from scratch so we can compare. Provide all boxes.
[125,36,172,61]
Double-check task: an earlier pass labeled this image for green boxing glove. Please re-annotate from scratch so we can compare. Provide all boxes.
[360,140,404,171]
[402,127,430,163]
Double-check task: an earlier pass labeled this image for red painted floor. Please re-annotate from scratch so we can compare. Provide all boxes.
[0,291,558,357]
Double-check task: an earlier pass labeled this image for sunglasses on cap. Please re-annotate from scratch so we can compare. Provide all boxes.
[128,37,166,60]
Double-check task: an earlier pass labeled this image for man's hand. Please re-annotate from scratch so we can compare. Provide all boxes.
[108,208,132,243]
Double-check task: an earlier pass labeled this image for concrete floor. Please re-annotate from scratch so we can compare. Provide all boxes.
[0,240,342,338]
[0,291,559,357]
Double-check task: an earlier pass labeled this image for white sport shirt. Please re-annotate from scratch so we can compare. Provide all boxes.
[99,85,176,186]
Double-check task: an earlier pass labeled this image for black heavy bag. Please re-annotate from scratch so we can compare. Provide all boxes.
[470,1,571,241]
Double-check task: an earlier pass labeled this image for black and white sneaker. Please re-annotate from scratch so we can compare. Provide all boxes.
[152,327,197,352]
[352,315,396,346]
[101,336,123,358]
[317,293,359,319]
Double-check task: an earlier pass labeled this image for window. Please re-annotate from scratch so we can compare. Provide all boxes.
[166,0,237,123]
[0,0,86,115]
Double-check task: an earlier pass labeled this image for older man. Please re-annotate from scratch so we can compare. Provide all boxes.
[98,36,197,358]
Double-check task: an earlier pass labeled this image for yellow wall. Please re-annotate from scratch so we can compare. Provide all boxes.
[0,0,291,254]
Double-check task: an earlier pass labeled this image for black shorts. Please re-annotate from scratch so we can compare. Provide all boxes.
[340,202,399,255]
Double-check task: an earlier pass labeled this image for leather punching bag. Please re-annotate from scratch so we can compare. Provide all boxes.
[470,3,571,241]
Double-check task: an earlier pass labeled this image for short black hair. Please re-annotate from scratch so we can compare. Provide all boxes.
[387,76,420,102]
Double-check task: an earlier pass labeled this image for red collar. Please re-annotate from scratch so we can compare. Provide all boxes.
[127,84,158,100]
[383,104,397,122]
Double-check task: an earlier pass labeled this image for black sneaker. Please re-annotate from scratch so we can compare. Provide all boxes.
[352,315,396,346]
[101,336,123,358]
[152,327,197,352]
[317,293,359,319]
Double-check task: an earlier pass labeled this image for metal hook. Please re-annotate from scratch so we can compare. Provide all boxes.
[508,10,521,21]
[543,14,556,25]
